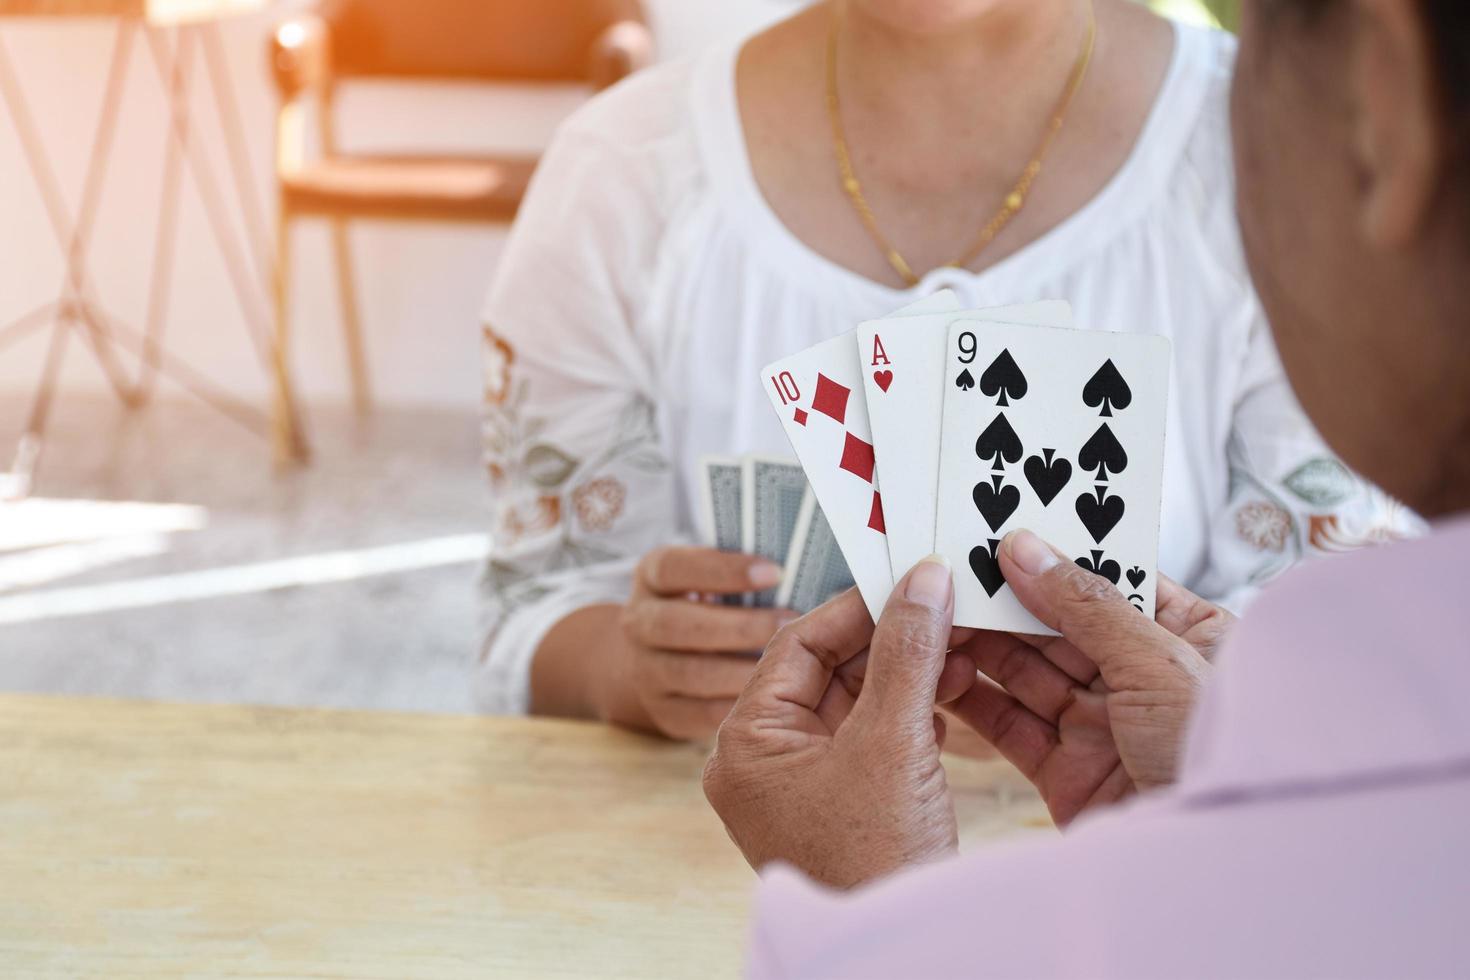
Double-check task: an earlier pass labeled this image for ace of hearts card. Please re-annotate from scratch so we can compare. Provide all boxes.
[935,320,1172,634]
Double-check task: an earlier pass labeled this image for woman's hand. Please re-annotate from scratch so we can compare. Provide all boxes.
[948,530,1231,826]
[601,546,794,740]
[703,559,977,889]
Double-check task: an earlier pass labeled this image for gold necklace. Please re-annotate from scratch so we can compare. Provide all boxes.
[826,0,1098,287]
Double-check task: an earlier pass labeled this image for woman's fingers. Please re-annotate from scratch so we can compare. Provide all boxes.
[656,696,740,741]
[640,649,759,699]
[636,546,782,597]
[623,597,792,652]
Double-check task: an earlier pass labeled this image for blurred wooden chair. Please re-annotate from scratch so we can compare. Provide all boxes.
[268,0,653,463]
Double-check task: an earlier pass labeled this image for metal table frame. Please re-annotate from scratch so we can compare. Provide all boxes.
[0,8,295,498]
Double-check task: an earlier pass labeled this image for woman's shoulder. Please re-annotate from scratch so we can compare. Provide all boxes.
[552,51,711,164]
[1179,19,1239,78]
[517,44,743,235]
[1166,25,1239,185]
[1123,24,1247,285]
[508,49,729,251]
[1047,23,1244,293]
[490,48,735,313]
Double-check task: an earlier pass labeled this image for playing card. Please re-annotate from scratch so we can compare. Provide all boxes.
[934,320,1171,633]
[699,455,743,550]
[777,489,855,614]
[699,455,747,606]
[742,456,808,607]
[858,302,1073,582]
[761,337,893,622]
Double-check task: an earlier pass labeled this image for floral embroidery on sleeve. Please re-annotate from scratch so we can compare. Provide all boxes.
[1224,434,1413,585]
[479,323,671,636]
[1235,501,1293,554]
[572,477,628,533]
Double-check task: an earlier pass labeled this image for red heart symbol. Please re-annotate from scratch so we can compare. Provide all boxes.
[873,370,894,393]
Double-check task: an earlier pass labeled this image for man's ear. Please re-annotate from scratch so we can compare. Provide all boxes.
[1352,0,1445,249]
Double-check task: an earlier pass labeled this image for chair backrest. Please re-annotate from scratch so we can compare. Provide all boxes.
[324,0,648,83]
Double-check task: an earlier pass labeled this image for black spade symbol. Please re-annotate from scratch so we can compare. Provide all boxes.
[1076,487,1126,544]
[975,414,1023,471]
[1082,359,1133,417]
[1075,549,1122,585]
[1126,566,1147,589]
[1023,448,1072,506]
[972,476,1020,533]
[955,368,975,391]
[969,539,1007,598]
[1078,423,1128,482]
[979,349,1028,406]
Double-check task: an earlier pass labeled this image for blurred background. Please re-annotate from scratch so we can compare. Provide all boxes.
[0,0,1233,715]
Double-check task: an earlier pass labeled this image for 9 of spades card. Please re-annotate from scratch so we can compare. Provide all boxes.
[934,320,1172,634]
[858,301,1073,580]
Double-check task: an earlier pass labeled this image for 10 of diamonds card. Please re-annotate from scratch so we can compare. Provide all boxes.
[761,333,893,622]
[934,320,1171,634]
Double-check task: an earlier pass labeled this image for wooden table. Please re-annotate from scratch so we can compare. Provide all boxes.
[0,694,1053,978]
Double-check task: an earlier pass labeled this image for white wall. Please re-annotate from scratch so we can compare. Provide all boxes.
[0,1,797,411]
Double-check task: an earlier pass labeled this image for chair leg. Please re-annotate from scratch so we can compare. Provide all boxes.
[330,219,371,415]
[271,210,310,465]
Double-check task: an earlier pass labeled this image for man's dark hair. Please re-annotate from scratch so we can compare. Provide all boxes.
[1287,0,1470,114]
[1421,0,1470,117]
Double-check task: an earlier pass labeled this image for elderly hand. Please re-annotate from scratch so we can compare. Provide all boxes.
[702,558,976,889]
[948,530,1231,827]
[606,547,794,740]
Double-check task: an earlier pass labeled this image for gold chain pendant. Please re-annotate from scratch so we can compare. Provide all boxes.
[827,0,1097,287]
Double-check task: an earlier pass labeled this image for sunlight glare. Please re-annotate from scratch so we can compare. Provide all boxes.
[0,534,490,625]
[0,498,208,552]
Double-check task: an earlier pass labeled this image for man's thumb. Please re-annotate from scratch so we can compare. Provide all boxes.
[856,555,955,730]
[998,529,1175,678]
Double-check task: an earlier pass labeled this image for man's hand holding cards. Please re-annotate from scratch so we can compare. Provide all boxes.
[761,295,1172,634]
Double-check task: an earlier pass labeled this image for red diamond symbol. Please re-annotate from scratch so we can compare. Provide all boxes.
[868,491,886,533]
[793,408,808,426]
[839,432,875,483]
[812,374,849,424]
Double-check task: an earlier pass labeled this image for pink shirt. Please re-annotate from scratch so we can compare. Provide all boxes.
[748,516,1470,979]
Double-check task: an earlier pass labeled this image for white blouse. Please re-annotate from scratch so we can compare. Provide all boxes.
[476,22,1412,714]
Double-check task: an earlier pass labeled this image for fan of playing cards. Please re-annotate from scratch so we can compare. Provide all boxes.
[753,289,1173,635]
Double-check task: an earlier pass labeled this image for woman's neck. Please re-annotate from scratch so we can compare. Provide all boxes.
[733,0,1169,283]
[837,0,1094,127]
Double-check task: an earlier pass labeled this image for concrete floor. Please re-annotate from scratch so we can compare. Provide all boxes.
[0,394,486,713]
